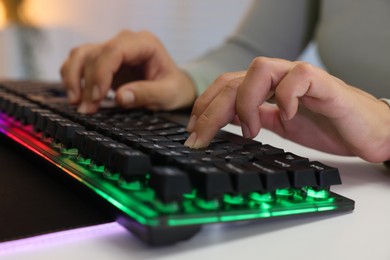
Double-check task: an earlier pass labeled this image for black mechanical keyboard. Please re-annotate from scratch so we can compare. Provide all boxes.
[0,80,354,245]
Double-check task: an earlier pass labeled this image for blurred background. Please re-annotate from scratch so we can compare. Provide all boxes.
[0,0,320,82]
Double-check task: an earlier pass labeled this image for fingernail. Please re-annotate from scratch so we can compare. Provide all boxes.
[241,122,251,139]
[77,102,89,114]
[184,132,197,148]
[121,91,135,105]
[92,86,100,101]
[186,115,197,132]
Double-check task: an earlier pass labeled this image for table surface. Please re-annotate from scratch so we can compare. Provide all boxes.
[1,125,389,260]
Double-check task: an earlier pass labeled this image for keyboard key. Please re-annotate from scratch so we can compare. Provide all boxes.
[149,167,192,203]
[94,141,128,166]
[307,161,342,187]
[110,149,152,181]
[84,135,112,159]
[189,165,233,200]
[151,149,186,165]
[45,117,69,137]
[55,122,85,147]
[257,155,317,187]
[215,162,262,193]
[72,130,100,156]
[245,161,290,190]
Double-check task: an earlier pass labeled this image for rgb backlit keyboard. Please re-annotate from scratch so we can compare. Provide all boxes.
[0,81,354,245]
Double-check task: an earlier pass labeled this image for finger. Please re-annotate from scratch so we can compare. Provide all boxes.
[257,102,282,133]
[184,77,243,149]
[77,31,161,113]
[274,62,343,120]
[115,80,166,110]
[77,60,101,114]
[236,57,294,138]
[81,30,175,106]
[187,71,246,132]
[60,44,100,104]
[77,101,100,114]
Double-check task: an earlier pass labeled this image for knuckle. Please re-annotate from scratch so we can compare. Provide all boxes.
[69,44,91,58]
[101,40,119,55]
[214,72,236,85]
[292,62,317,78]
[137,30,157,41]
[69,44,100,64]
[116,29,132,37]
[68,46,82,59]
[250,57,272,71]
[224,78,241,92]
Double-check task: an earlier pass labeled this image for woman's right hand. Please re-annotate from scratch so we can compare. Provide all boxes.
[185,57,390,163]
[60,30,197,114]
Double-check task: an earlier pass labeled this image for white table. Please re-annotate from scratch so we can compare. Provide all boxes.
[1,125,389,260]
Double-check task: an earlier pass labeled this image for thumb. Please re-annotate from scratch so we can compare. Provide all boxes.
[115,80,165,110]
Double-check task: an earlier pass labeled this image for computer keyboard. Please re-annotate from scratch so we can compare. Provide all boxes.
[0,80,354,245]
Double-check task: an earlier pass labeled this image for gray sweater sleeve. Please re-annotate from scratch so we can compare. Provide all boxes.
[182,0,320,95]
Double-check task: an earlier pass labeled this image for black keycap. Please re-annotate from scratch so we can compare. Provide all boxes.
[123,136,151,148]
[14,102,39,123]
[83,135,112,159]
[72,130,100,156]
[257,152,309,165]
[145,135,169,142]
[197,147,226,156]
[248,144,284,156]
[172,157,202,170]
[108,129,127,141]
[94,141,128,166]
[257,156,316,187]
[196,155,225,164]
[217,153,249,163]
[109,149,152,181]
[189,165,233,200]
[233,147,280,160]
[211,142,242,152]
[158,141,185,149]
[32,111,58,132]
[167,133,189,143]
[45,117,69,137]
[215,162,262,193]
[151,149,185,165]
[149,167,192,203]
[55,122,85,147]
[153,126,187,136]
[132,130,155,136]
[245,161,290,190]
[27,109,52,125]
[306,161,342,187]
[215,131,260,146]
[172,147,205,156]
